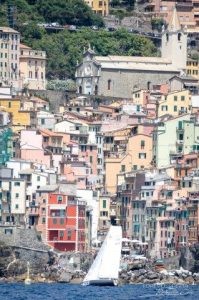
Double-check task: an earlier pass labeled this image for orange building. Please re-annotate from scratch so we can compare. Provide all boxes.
[47,193,86,252]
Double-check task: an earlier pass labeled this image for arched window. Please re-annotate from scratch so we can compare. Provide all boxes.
[94,85,98,95]
[178,33,181,41]
[108,79,111,90]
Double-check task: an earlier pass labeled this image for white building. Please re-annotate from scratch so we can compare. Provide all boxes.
[10,179,26,224]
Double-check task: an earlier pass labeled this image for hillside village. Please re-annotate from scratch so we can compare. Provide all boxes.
[0,3,199,266]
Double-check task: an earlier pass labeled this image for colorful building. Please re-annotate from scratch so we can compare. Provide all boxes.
[47,193,86,252]
[19,44,46,90]
[84,0,109,16]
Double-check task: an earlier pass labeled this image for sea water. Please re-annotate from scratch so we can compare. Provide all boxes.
[0,283,198,300]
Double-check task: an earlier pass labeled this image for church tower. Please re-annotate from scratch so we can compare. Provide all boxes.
[161,7,187,71]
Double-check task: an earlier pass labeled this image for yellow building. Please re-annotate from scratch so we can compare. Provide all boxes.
[105,153,133,194]
[0,98,31,131]
[186,58,199,80]
[98,194,111,237]
[19,44,46,90]
[85,0,109,16]
[158,90,191,118]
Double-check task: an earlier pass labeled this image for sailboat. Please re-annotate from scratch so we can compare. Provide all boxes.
[24,261,31,285]
[82,225,122,286]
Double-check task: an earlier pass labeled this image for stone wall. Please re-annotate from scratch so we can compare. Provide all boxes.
[29,90,76,112]
[0,226,49,251]
[98,69,180,98]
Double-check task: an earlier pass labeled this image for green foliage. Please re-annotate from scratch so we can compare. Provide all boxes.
[190,53,199,61]
[0,0,104,27]
[22,27,157,79]
[47,79,76,91]
[151,18,165,32]
[0,1,157,81]
[36,0,104,27]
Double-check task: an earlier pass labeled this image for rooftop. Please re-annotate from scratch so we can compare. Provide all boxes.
[0,27,19,34]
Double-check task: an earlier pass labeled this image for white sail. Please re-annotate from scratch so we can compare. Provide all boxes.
[83,226,122,285]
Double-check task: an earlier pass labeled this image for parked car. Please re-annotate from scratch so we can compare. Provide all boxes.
[69,25,77,31]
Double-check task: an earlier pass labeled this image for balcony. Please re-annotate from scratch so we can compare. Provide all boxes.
[29,207,39,216]
[176,1,193,9]
[21,49,46,59]
[176,127,184,133]
[176,140,184,145]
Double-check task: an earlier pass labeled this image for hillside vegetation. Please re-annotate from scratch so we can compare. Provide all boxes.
[0,0,157,80]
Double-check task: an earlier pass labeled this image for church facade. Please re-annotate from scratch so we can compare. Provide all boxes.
[75,9,187,99]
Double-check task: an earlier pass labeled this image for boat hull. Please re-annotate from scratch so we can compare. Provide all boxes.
[82,279,118,286]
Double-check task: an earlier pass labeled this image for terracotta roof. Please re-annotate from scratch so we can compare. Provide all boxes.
[39,129,65,137]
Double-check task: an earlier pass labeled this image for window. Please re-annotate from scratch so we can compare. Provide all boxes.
[67,229,72,240]
[60,218,64,225]
[8,102,11,108]
[15,204,19,209]
[174,96,177,101]
[41,118,45,125]
[37,176,40,181]
[178,33,181,41]
[53,218,57,224]
[100,211,108,217]
[5,229,13,235]
[89,156,93,163]
[108,79,111,90]
[139,153,146,159]
[59,231,64,238]
[41,72,44,79]
[14,182,20,186]
[181,96,185,101]
[57,195,63,202]
[103,200,106,209]
[42,218,46,224]
[174,105,177,112]
[15,193,19,198]
[121,165,125,172]
[141,140,145,149]
[161,105,168,111]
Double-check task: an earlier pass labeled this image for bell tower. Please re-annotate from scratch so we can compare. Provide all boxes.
[161,7,187,71]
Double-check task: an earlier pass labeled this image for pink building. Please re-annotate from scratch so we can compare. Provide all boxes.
[20,130,51,167]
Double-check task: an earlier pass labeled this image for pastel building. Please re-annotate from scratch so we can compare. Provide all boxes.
[158,90,191,117]
[19,44,46,90]
[47,193,86,252]
[0,98,32,131]
[0,27,20,89]
[152,114,194,168]
[20,130,51,167]
[84,0,109,16]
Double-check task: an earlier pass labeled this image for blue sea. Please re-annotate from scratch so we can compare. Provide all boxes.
[0,283,198,300]
[0,283,199,300]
